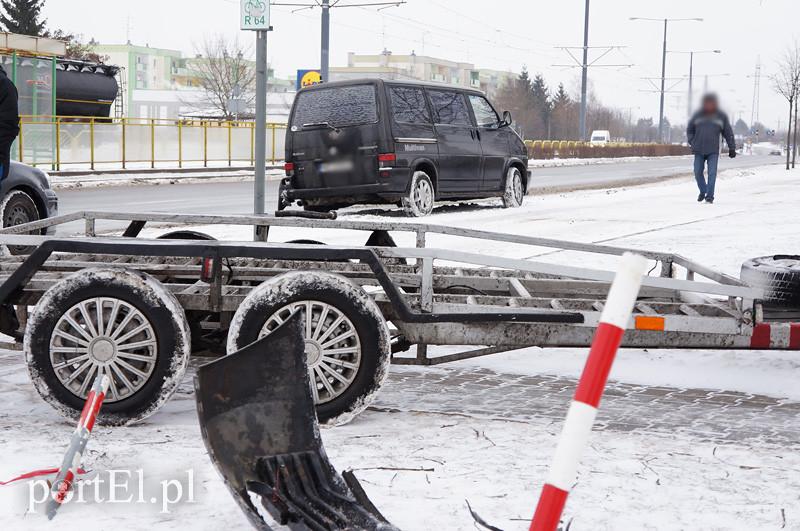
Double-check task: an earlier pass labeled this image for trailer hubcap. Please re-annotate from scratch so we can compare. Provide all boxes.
[260,301,361,405]
[49,297,158,403]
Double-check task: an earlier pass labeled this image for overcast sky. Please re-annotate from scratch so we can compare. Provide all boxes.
[45,0,796,128]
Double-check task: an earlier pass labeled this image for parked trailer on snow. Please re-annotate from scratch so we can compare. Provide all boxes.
[0,211,796,426]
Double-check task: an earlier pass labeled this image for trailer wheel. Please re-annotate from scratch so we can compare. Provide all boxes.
[2,190,40,255]
[402,171,435,217]
[24,268,191,426]
[227,271,391,425]
[502,166,525,208]
[741,255,800,307]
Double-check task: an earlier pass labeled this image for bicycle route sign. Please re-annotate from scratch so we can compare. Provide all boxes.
[241,0,270,30]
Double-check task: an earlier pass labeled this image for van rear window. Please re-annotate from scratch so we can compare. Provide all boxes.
[292,85,378,128]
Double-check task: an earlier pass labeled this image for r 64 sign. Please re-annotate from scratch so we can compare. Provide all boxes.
[241,0,270,30]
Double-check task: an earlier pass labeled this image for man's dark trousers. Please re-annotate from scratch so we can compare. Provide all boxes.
[694,152,719,201]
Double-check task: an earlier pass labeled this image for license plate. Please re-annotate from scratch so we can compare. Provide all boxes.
[318,160,354,173]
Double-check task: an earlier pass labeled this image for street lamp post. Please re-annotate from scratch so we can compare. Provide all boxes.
[630,17,703,143]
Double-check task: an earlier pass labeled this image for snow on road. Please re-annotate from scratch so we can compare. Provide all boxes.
[2,163,799,530]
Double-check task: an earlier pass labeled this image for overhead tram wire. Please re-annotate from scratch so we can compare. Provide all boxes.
[269,4,541,67]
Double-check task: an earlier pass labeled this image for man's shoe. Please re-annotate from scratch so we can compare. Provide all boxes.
[697,193,706,202]
[705,197,714,204]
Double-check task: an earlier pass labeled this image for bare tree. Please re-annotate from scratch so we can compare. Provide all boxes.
[188,35,256,120]
[772,41,800,170]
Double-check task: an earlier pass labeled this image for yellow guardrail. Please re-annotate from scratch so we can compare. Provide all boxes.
[16,115,288,171]
[523,140,690,159]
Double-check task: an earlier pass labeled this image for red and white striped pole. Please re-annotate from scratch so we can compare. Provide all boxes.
[45,373,110,520]
[530,252,648,531]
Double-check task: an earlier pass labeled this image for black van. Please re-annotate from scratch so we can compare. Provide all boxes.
[279,79,529,217]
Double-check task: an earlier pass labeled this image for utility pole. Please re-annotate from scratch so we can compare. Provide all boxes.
[579,0,590,141]
[254,30,268,215]
[667,50,721,119]
[630,17,703,143]
[241,0,272,216]
[688,51,693,119]
[749,57,761,133]
[658,19,667,143]
[321,0,330,82]
[277,1,405,84]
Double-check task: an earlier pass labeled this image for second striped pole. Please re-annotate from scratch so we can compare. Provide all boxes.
[530,252,649,531]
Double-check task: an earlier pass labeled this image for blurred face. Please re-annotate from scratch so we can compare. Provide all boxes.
[702,98,718,114]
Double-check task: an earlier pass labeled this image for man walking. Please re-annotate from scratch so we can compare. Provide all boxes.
[0,64,19,181]
[687,93,736,204]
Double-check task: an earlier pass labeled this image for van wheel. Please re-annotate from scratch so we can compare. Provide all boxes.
[2,190,40,255]
[402,171,435,217]
[502,167,525,208]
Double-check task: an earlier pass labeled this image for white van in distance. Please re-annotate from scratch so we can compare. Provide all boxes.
[590,130,611,145]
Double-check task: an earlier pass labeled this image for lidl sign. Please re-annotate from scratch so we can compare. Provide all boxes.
[241,0,270,30]
[297,69,322,90]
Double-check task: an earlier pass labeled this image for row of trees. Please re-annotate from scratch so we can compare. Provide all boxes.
[0,0,105,62]
[494,68,649,142]
[772,40,800,170]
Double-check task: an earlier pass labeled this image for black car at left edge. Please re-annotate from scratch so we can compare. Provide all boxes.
[1,161,59,253]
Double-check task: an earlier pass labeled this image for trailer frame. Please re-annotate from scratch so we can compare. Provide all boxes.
[0,210,791,370]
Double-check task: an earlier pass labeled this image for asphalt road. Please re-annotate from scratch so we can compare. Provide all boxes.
[55,154,779,234]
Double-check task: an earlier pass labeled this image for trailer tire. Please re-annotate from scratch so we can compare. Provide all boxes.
[24,268,191,426]
[2,190,41,255]
[157,230,216,241]
[227,271,391,426]
[741,255,800,307]
[402,171,435,217]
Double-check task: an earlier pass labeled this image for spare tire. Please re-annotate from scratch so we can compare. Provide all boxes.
[740,255,800,307]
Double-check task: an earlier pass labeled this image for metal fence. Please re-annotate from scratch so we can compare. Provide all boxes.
[18,116,288,171]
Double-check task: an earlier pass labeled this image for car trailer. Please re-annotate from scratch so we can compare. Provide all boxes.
[0,210,795,426]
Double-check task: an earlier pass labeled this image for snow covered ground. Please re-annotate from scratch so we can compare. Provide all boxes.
[1,163,799,530]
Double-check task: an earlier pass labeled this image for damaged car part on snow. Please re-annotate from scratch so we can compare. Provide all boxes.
[195,311,398,530]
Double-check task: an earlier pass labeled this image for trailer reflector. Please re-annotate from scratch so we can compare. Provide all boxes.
[750,323,771,349]
[635,315,665,331]
[201,257,215,283]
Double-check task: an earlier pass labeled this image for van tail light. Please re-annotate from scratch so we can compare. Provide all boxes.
[378,153,396,169]
[284,162,295,176]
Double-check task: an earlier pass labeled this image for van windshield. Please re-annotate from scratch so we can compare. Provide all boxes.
[292,85,378,129]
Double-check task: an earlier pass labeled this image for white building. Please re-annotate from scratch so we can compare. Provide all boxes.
[330,50,513,99]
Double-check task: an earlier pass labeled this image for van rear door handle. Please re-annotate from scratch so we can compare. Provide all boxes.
[475,129,481,141]
[469,129,475,140]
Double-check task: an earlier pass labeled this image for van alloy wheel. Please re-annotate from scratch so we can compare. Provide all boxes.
[502,167,525,208]
[402,171,435,217]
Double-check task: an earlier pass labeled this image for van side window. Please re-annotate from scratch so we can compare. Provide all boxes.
[468,95,499,127]
[428,90,472,126]
[389,86,431,124]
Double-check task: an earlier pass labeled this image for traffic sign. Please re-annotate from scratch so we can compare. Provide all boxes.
[241,0,270,31]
